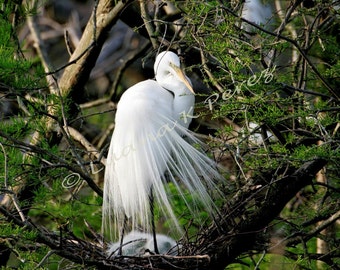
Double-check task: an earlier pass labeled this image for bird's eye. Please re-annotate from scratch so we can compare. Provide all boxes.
[169,62,176,69]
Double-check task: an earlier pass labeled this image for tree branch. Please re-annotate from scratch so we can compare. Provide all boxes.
[219,4,339,100]
[66,126,106,166]
[58,0,134,100]
[205,158,327,269]
[139,0,158,49]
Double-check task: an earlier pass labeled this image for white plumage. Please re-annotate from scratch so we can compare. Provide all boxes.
[102,51,222,241]
[106,230,178,256]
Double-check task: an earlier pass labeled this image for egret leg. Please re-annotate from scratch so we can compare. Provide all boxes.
[118,216,127,255]
[149,187,159,254]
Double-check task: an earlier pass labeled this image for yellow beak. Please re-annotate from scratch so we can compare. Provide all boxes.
[171,64,195,94]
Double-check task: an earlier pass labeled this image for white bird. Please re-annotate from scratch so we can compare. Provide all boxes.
[102,51,223,249]
[106,230,178,256]
[241,0,272,31]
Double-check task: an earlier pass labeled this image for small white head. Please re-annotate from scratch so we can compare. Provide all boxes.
[154,51,180,76]
[106,230,178,256]
[154,51,194,94]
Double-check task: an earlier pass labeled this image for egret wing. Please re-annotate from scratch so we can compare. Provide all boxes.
[103,80,175,236]
[103,80,223,238]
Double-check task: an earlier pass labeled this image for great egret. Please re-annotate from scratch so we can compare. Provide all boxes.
[102,51,223,253]
[106,230,177,256]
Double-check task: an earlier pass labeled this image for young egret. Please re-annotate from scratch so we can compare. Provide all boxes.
[106,230,178,256]
[102,51,222,253]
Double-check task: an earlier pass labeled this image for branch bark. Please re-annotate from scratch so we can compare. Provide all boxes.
[1,0,132,209]
[0,148,327,269]
[58,0,134,101]
[203,159,328,269]
[219,4,339,100]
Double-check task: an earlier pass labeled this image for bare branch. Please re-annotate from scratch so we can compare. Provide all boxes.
[26,0,58,95]
[139,0,158,49]
[66,126,106,166]
[58,0,134,100]
[220,4,339,100]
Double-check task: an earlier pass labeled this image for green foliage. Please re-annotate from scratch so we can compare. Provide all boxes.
[0,2,101,268]
[0,222,36,239]
[0,0,339,269]
[324,59,340,78]
[226,254,302,270]
[180,0,340,268]
[30,188,102,237]
[161,182,213,237]
[0,9,45,91]
[291,144,332,164]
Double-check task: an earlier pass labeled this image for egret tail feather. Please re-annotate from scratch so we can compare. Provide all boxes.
[102,114,223,240]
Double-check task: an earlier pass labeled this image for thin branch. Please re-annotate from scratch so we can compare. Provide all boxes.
[0,203,212,269]
[309,210,340,238]
[198,47,225,93]
[66,126,106,166]
[139,0,158,49]
[106,42,149,99]
[79,97,113,109]
[0,143,8,188]
[280,83,332,99]
[219,4,339,100]
[1,134,26,221]
[0,130,103,197]
[286,210,340,246]
[45,42,95,75]
[58,0,134,99]
[36,250,56,268]
[26,0,58,95]
[205,158,328,269]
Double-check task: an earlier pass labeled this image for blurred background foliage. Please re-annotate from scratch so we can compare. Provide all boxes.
[0,0,339,269]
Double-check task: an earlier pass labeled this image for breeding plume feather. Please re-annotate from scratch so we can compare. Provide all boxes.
[102,51,223,241]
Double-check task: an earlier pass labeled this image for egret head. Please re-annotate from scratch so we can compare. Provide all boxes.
[154,51,195,94]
